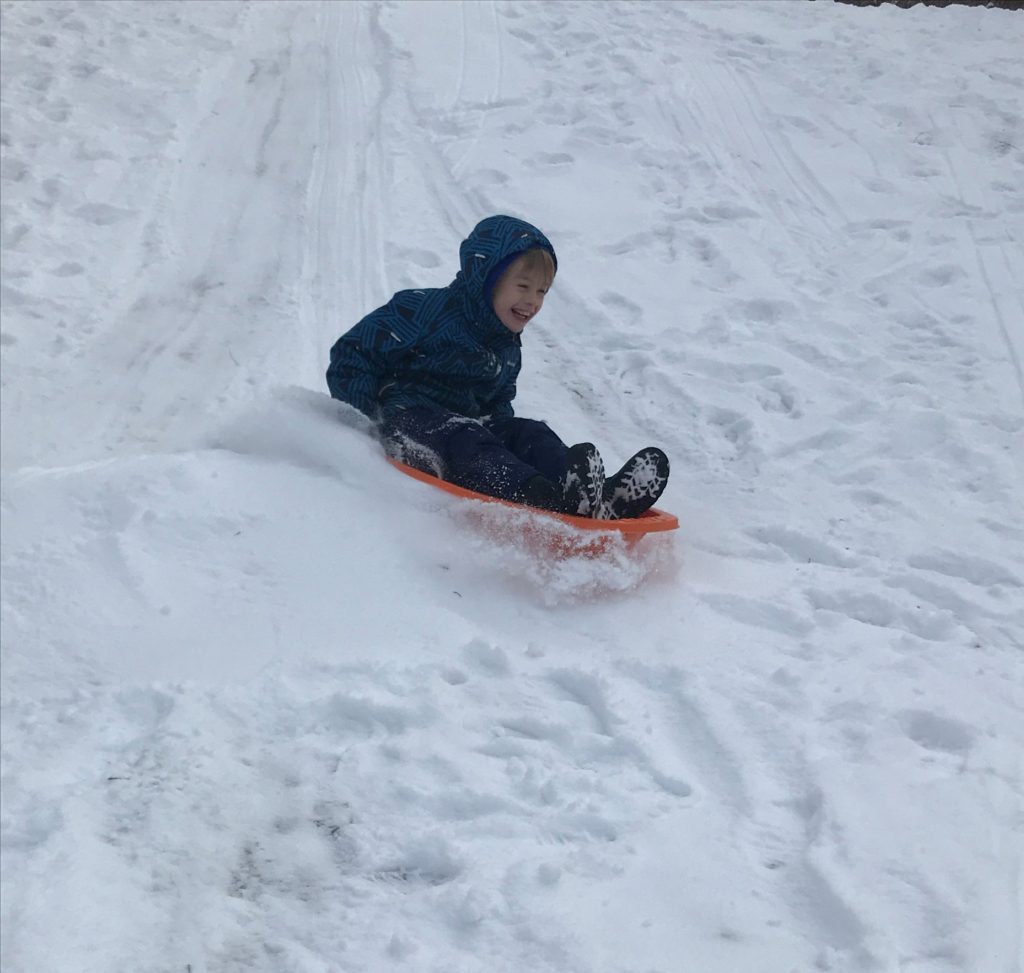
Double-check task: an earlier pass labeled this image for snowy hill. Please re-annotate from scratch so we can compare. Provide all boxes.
[2,2,1022,971]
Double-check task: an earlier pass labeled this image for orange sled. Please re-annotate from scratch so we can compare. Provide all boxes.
[389,458,679,558]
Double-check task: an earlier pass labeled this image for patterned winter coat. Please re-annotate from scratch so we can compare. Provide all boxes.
[326,215,557,422]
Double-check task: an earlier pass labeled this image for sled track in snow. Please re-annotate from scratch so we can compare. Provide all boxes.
[934,108,1024,418]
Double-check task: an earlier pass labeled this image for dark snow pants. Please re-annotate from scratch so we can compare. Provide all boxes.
[380,406,569,502]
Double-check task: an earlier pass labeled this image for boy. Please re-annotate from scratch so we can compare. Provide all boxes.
[326,215,669,520]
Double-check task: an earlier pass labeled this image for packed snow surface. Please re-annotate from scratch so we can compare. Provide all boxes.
[2,2,1022,971]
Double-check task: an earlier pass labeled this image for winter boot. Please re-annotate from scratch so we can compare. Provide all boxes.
[516,443,605,516]
[559,442,606,517]
[596,447,669,520]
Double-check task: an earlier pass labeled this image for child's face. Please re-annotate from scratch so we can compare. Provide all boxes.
[491,259,550,334]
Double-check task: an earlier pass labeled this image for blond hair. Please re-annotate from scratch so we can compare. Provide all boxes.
[513,247,556,287]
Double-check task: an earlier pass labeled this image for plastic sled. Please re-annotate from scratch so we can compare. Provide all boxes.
[389,458,679,558]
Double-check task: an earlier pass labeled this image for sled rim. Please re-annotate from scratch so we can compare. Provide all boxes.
[388,458,679,535]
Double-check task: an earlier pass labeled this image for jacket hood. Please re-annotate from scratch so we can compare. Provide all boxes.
[455,215,558,317]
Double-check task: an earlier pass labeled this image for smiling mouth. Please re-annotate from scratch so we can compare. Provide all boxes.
[511,309,532,323]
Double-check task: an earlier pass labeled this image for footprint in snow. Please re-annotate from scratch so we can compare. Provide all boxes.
[898,710,976,756]
[470,168,509,187]
[598,290,644,326]
[73,202,136,226]
[461,638,511,677]
[916,264,967,288]
[528,151,574,167]
[746,525,855,568]
[907,550,1022,590]
[806,588,956,642]
[702,592,815,638]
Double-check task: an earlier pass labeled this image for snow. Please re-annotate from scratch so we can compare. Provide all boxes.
[2,1,1022,970]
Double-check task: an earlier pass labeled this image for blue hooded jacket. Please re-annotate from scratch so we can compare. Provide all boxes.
[326,215,557,422]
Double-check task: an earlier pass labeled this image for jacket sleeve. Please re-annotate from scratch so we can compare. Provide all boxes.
[326,296,420,420]
[483,385,516,420]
